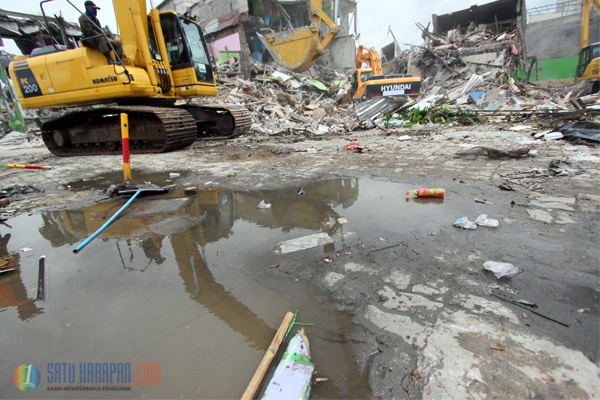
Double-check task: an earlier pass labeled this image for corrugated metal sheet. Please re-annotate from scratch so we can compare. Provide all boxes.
[354,97,406,121]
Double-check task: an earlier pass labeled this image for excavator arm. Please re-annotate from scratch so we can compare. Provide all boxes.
[356,45,383,74]
[580,0,600,49]
[258,0,340,72]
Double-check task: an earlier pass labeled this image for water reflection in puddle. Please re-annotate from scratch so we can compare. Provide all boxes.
[0,177,463,398]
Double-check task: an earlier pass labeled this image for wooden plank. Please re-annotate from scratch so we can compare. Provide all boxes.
[241,311,295,400]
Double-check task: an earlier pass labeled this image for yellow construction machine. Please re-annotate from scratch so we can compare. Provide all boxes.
[576,0,600,93]
[8,0,251,156]
[257,0,339,72]
[349,45,421,100]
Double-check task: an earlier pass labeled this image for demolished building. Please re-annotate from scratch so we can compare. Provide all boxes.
[407,0,526,93]
[156,0,357,78]
[390,0,598,91]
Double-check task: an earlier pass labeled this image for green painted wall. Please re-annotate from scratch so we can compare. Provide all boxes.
[219,51,241,63]
[519,56,578,84]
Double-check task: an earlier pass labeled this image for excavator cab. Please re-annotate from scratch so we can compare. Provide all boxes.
[577,42,600,92]
[349,68,375,98]
[258,0,339,72]
[148,12,214,86]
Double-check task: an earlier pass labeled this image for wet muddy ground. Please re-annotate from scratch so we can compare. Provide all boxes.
[1,123,599,398]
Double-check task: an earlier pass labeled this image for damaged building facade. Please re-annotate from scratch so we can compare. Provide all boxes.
[404,0,598,89]
[410,0,527,92]
[156,0,356,78]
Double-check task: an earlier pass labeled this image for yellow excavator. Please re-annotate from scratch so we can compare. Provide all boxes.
[576,0,600,93]
[349,45,421,100]
[8,0,251,156]
[257,0,339,72]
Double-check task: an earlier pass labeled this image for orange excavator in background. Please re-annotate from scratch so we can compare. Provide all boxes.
[257,0,340,72]
[576,0,600,93]
[349,45,421,100]
[8,0,251,157]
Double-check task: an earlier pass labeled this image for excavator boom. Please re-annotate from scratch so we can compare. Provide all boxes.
[356,45,383,74]
[580,0,600,48]
[258,0,339,72]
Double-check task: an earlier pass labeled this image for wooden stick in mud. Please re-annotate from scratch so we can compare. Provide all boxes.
[241,311,295,400]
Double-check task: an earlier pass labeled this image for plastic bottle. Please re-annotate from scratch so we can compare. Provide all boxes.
[406,188,445,198]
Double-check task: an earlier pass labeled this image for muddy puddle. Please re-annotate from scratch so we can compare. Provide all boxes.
[0,177,483,398]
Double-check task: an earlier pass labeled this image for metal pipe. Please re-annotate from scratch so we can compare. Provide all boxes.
[36,255,46,301]
[73,190,142,254]
[334,0,339,23]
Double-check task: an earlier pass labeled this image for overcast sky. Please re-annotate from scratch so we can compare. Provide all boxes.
[1,0,558,55]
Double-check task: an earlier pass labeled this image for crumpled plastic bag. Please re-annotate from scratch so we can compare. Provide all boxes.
[483,261,519,279]
[475,214,499,227]
[454,216,477,229]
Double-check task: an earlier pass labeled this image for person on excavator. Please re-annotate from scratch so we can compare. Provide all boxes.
[78,0,124,64]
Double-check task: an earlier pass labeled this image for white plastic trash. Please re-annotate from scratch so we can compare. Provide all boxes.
[277,233,334,254]
[483,261,519,279]
[475,214,499,227]
[454,216,477,229]
[258,200,271,209]
[543,132,564,141]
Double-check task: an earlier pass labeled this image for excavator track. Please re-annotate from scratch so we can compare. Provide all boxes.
[42,106,197,157]
[41,103,253,156]
[179,103,253,140]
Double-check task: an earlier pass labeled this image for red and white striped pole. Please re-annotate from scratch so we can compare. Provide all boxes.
[121,113,132,183]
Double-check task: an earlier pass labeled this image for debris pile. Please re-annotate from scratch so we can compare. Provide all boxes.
[383,23,600,123]
[204,25,599,134]
[414,23,525,96]
[195,62,359,139]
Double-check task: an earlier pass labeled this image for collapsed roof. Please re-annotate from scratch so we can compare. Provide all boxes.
[432,0,523,36]
[0,8,81,56]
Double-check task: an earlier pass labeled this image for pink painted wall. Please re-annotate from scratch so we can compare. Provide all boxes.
[209,33,241,56]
